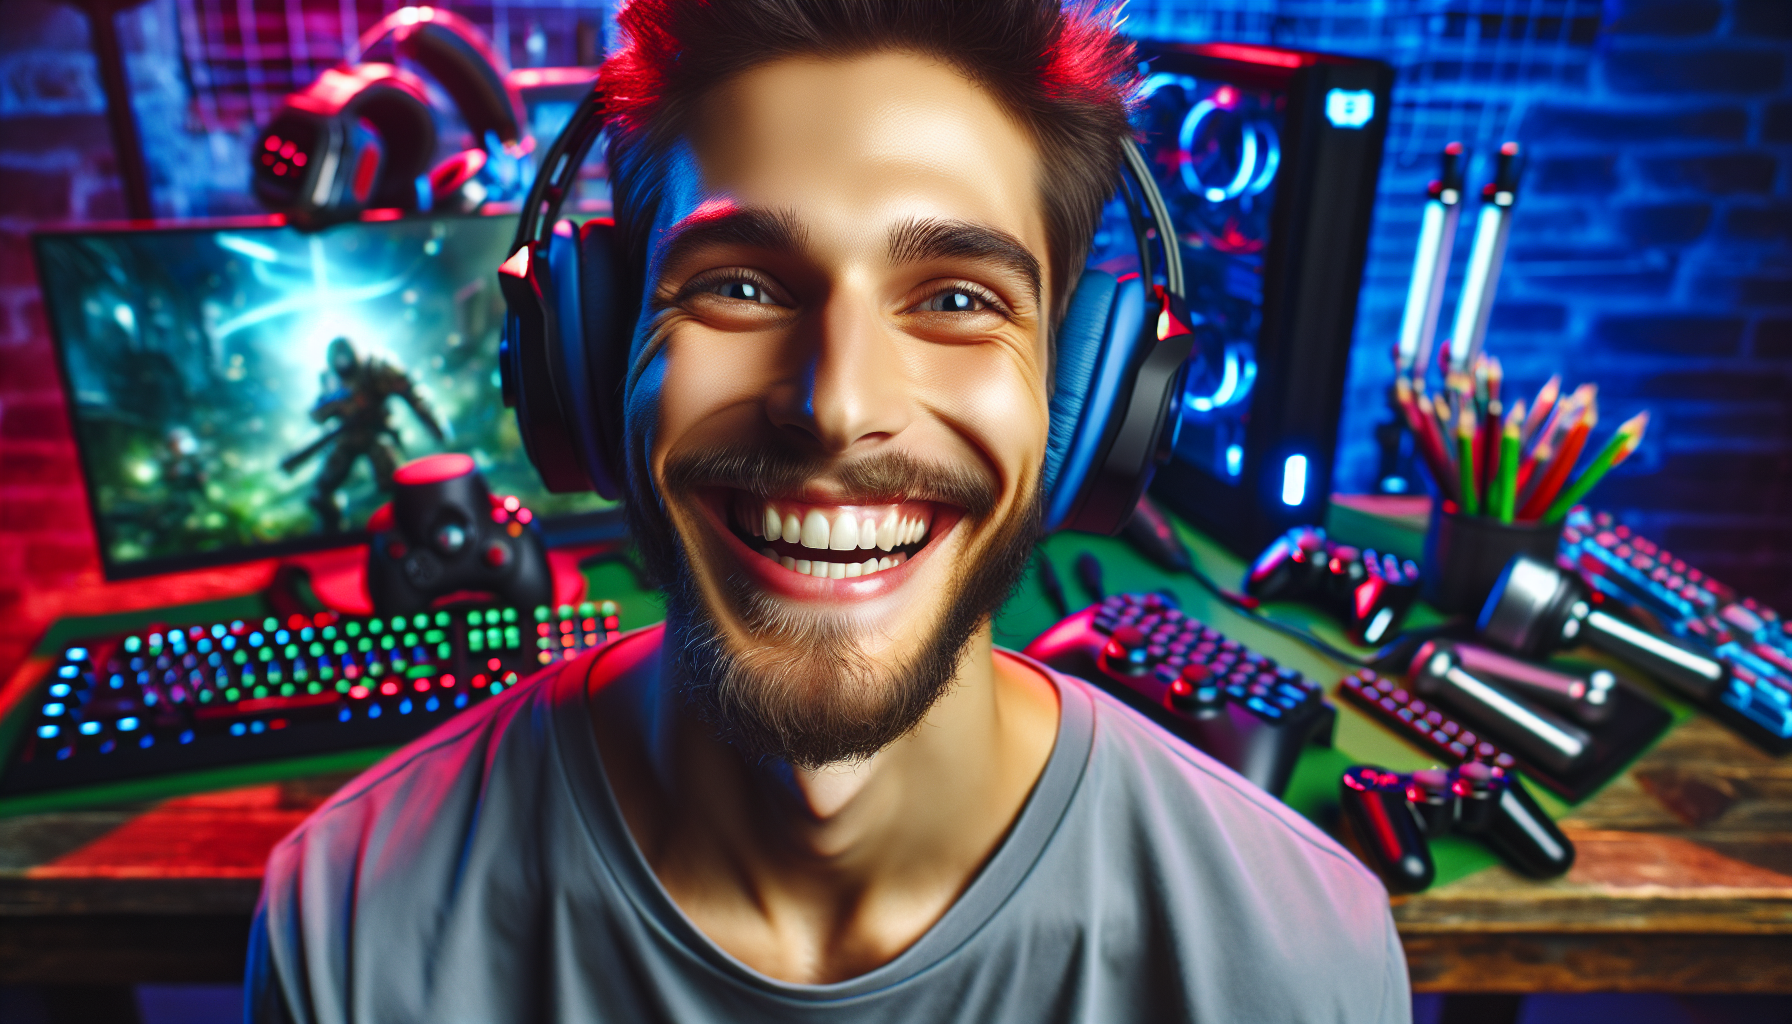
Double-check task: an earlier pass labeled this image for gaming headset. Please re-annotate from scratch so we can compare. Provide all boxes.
[497,86,1195,536]
[252,7,528,226]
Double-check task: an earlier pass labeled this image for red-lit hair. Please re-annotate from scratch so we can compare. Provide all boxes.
[598,0,1139,329]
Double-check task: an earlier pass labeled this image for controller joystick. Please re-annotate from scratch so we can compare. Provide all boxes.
[1340,762,1574,894]
[1245,527,1421,645]
[366,454,554,616]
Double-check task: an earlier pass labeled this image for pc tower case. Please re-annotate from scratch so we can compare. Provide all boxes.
[1120,41,1392,557]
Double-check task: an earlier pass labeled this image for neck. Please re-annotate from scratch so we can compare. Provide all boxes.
[588,622,1058,983]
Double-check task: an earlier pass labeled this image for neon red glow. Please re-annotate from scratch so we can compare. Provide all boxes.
[1195,43,1309,69]
[1214,86,1237,108]
[499,246,530,278]
[394,452,475,485]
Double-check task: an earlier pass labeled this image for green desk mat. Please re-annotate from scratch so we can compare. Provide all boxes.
[2,517,1687,892]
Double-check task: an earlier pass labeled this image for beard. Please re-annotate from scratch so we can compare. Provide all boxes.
[629,444,1040,771]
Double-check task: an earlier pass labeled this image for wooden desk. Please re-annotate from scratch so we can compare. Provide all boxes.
[2,519,1788,995]
[1397,715,1792,993]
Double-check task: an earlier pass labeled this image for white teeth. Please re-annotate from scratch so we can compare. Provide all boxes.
[800,509,830,549]
[780,556,797,571]
[828,561,845,579]
[761,547,777,561]
[846,562,863,577]
[878,557,893,571]
[809,560,830,578]
[794,558,811,574]
[781,512,802,544]
[830,509,859,551]
[876,511,898,551]
[861,558,878,575]
[857,517,877,550]
[763,506,781,541]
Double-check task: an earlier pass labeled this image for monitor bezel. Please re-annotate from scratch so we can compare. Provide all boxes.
[31,211,620,582]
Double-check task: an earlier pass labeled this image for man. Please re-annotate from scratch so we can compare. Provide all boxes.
[249,2,1409,1021]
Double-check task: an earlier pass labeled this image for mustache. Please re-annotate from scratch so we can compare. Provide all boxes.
[660,443,1000,519]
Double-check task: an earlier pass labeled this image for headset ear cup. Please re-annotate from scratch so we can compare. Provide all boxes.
[575,220,631,499]
[1043,270,1148,533]
[347,79,436,207]
[498,237,591,493]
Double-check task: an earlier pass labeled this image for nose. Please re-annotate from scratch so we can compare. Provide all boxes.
[766,291,912,454]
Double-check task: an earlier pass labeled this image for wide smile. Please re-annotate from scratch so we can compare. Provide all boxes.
[696,489,965,598]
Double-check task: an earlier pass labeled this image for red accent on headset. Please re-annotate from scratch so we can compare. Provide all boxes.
[350,144,381,203]
[499,246,531,278]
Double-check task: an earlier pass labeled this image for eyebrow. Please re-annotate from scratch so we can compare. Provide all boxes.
[886,217,1042,307]
[655,205,810,281]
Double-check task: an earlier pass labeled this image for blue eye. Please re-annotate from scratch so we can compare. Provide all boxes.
[920,289,985,313]
[715,280,774,303]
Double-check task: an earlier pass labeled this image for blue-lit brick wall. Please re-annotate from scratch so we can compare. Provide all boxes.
[1,0,1788,616]
[1131,0,1791,609]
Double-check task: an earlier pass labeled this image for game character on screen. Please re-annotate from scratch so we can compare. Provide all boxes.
[281,336,447,531]
[249,3,1410,1021]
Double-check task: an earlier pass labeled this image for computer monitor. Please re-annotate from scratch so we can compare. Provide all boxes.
[1096,41,1392,556]
[34,212,612,580]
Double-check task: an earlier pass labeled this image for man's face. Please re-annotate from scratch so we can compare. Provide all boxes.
[629,52,1053,767]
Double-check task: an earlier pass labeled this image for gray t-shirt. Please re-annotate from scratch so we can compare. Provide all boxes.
[248,631,1409,1023]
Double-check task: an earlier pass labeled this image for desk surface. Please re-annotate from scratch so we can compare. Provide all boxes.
[2,508,1788,991]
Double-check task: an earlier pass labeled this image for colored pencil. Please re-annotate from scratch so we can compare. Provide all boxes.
[1517,384,1590,498]
[1518,404,1596,521]
[1542,412,1650,523]
[1457,405,1481,516]
[1415,391,1460,501]
[1402,382,1460,503]
[1521,374,1559,446]
[1495,400,1524,523]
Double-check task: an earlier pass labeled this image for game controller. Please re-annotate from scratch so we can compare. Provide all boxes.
[1245,526,1421,645]
[1024,592,1336,798]
[366,453,554,616]
[1339,762,1574,894]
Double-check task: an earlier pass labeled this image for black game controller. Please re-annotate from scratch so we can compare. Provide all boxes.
[1024,593,1336,798]
[366,454,554,616]
[1339,762,1574,894]
[1245,527,1421,646]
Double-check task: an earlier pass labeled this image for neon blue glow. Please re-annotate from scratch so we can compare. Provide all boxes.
[230,722,246,736]
[1226,445,1244,477]
[37,725,58,739]
[117,717,139,732]
[79,721,101,735]
[65,647,88,661]
[58,665,78,678]
[43,702,64,717]
[1325,89,1375,128]
[48,683,70,698]
[1282,455,1309,506]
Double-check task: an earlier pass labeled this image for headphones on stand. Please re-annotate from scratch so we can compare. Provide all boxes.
[252,7,529,226]
[497,86,1195,536]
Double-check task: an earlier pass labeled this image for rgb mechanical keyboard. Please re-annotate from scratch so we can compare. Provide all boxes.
[1,601,622,796]
[1564,508,1792,750]
[1025,593,1335,798]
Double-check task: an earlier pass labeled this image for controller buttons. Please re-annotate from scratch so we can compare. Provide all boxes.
[435,522,468,555]
[484,541,512,568]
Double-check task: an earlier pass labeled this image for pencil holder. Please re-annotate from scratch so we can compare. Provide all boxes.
[1422,506,1563,615]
